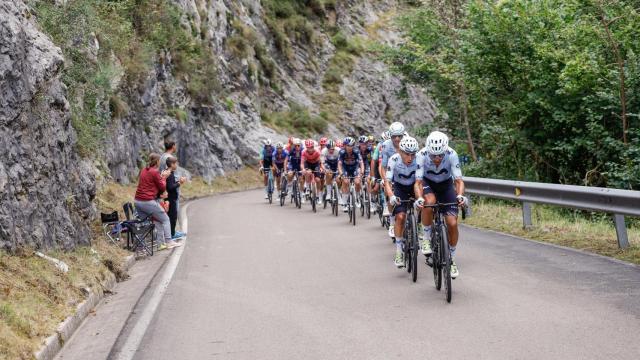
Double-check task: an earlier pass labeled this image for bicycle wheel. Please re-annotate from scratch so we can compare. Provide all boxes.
[409,212,418,282]
[280,178,286,206]
[293,181,300,208]
[323,186,328,209]
[311,184,316,213]
[365,188,371,219]
[441,223,452,303]
[350,187,357,226]
[432,231,442,291]
[359,190,365,217]
[268,175,273,204]
[332,186,339,216]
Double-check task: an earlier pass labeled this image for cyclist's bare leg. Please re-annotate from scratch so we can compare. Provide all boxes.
[445,215,459,248]
[395,212,406,238]
[340,176,349,205]
[272,166,280,192]
[355,175,362,192]
[421,193,437,242]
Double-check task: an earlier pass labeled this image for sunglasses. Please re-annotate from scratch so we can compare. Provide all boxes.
[429,154,444,160]
[391,135,403,139]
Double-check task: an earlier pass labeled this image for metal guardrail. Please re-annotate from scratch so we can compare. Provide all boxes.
[464,177,640,249]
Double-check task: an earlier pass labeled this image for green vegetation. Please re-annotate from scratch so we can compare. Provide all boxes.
[168,108,188,123]
[464,197,640,264]
[33,0,219,157]
[261,102,328,136]
[383,0,640,189]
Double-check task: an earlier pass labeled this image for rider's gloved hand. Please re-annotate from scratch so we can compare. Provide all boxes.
[390,195,401,206]
[456,195,467,206]
[259,168,264,174]
[415,198,425,208]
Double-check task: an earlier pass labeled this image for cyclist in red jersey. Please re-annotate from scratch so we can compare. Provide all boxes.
[301,139,323,205]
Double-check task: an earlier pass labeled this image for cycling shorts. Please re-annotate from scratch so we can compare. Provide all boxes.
[423,177,458,216]
[392,183,414,215]
[288,162,301,172]
[343,165,360,178]
[324,162,338,173]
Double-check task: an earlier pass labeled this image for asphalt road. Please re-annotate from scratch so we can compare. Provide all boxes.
[133,189,640,359]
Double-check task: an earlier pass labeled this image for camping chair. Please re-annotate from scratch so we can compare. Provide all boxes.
[122,202,155,257]
[101,211,125,245]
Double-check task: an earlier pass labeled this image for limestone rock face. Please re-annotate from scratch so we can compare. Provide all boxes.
[0,1,95,251]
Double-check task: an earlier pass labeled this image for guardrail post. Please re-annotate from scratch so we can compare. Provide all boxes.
[522,202,533,229]
[613,214,630,249]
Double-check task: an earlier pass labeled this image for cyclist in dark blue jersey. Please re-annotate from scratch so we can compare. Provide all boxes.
[338,137,364,212]
[272,142,289,199]
[286,138,304,195]
[259,139,274,199]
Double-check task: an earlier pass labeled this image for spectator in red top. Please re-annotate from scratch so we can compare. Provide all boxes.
[134,153,182,250]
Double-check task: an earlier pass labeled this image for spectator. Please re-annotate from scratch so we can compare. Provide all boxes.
[134,153,182,250]
[159,140,177,173]
[166,156,187,240]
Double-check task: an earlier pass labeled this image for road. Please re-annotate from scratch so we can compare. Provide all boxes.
[131,189,640,359]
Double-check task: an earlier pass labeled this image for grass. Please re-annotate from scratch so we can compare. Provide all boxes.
[260,102,328,137]
[463,197,640,264]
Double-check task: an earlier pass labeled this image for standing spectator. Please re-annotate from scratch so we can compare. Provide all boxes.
[134,153,182,250]
[166,157,187,240]
[159,140,177,173]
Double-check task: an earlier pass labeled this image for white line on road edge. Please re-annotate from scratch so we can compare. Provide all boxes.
[114,202,190,360]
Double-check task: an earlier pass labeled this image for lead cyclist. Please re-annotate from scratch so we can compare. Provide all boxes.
[414,131,467,279]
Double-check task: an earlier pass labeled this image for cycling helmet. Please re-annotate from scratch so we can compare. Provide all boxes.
[399,136,419,154]
[305,139,314,149]
[292,138,302,146]
[263,138,272,146]
[389,122,405,136]
[344,137,356,147]
[326,139,335,148]
[367,135,375,143]
[319,137,328,147]
[381,131,391,141]
[288,136,294,144]
[275,142,284,148]
[425,131,449,155]
[358,135,368,144]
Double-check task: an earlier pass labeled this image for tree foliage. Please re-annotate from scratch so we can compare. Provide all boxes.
[384,0,640,189]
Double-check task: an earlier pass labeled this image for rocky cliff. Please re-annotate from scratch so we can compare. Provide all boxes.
[0,0,435,250]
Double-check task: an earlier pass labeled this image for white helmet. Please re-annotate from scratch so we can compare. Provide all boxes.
[275,142,284,148]
[399,136,419,154]
[292,138,302,146]
[389,122,405,136]
[381,131,390,141]
[425,131,449,155]
[263,138,272,146]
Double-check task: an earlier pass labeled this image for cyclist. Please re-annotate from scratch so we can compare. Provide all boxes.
[318,137,329,193]
[272,142,289,198]
[371,131,390,209]
[415,131,467,279]
[380,122,406,238]
[285,136,294,152]
[259,139,274,199]
[385,136,420,268]
[322,139,340,202]
[358,135,376,214]
[338,137,364,212]
[301,139,323,204]
[286,138,304,195]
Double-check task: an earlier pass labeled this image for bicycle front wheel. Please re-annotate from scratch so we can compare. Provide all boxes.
[311,185,316,213]
[432,232,442,291]
[351,188,357,226]
[441,224,452,303]
[409,212,418,282]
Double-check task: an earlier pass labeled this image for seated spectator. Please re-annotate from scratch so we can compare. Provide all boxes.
[134,153,182,250]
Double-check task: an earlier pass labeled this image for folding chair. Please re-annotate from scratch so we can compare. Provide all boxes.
[101,211,124,245]
[122,202,155,257]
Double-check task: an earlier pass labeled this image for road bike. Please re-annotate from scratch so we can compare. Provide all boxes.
[323,171,339,217]
[359,176,371,219]
[279,169,287,206]
[263,167,274,204]
[424,202,465,303]
[373,179,389,229]
[395,199,420,282]
[342,176,358,226]
[303,170,322,213]
[290,171,302,209]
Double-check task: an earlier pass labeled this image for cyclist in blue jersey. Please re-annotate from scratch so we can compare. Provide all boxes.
[358,135,376,214]
[286,138,304,195]
[385,136,420,268]
[272,142,289,199]
[338,137,364,213]
[415,131,467,279]
[380,122,405,238]
[259,139,274,199]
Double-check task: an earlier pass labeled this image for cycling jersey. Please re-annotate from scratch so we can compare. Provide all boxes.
[385,153,417,186]
[415,147,462,183]
[261,145,274,167]
[272,149,289,169]
[358,145,373,169]
[287,147,302,171]
[339,148,362,177]
[372,143,382,179]
[322,147,340,172]
[301,149,321,164]
[380,139,398,167]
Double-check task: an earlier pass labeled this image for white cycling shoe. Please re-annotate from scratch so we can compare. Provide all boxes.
[382,207,391,217]
[388,226,395,238]
[421,239,432,256]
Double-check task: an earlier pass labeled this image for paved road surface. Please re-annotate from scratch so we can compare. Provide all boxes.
[132,189,640,359]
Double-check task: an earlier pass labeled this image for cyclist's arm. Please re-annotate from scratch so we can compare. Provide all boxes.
[414,151,425,198]
[300,152,307,172]
[450,151,464,197]
[455,178,465,197]
[338,158,344,176]
[384,156,396,198]
[358,153,364,174]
